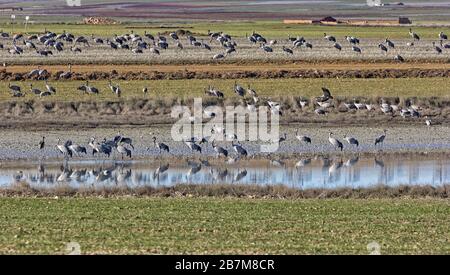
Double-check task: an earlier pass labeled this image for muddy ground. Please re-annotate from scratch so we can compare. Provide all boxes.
[2,67,450,81]
[1,37,450,66]
[1,124,449,161]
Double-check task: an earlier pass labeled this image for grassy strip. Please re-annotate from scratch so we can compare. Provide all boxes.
[0,21,446,39]
[0,197,448,254]
[1,77,450,102]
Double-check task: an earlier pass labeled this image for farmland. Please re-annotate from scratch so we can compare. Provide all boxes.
[1,77,450,102]
[0,22,449,65]
[1,0,450,22]
[0,1,449,256]
[0,197,448,254]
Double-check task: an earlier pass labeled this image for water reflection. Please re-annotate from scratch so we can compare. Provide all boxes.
[2,156,450,190]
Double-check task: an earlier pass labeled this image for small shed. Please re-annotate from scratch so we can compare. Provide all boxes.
[398,17,412,24]
[320,16,338,23]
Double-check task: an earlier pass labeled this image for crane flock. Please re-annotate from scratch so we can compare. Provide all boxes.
[0,28,448,62]
[43,126,394,162]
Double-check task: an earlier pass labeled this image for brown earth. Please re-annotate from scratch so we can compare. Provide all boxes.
[2,63,450,81]
[5,62,450,74]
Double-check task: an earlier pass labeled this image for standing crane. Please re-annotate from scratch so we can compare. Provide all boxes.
[328,132,343,151]
[152,137,170,154]
[409,28,420,41]
[344,134,359,147]
[375,129,387,147]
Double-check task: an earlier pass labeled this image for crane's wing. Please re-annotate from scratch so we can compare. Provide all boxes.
[321,87,332,98]
[64,140,73,147]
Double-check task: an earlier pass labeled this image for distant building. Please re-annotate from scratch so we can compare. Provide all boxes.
[320,16,338,23]
[398,17,412,24]
[284,16,340,25]
[284,16,411,26]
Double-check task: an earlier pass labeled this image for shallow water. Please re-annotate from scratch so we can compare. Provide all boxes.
[1,156,449,190]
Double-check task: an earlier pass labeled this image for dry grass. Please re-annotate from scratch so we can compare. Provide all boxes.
[2,182,449,199]
[1,78,450,103]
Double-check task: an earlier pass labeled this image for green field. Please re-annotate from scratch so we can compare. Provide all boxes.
[0,197,448,254]
[2,77,449,102]
[0,21,448,39]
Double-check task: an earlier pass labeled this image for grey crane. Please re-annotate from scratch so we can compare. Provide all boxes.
[116,144,132,159]
[28,66,43,78]
[85,81,99,94]
[394,54,404,62]
[344,134,359,147]
[246,85,257,97]
[333,42,342,51]
[234,81,246,97]
[39,90,52,98]
[225,47,236,55]
[212,53,225,60]
[378,43,388,53]
[184,140,202,154]
[9,83,21,93]
[441,40,450,49]
[375,129,387,146]
[282,46,293,55]
[345,36,359,44]
[204,85,224,98]
[425,116,432,126]
[439,31,448,40]
[278,133,287,143]
[56,139,72,158]
[260,44,273,53]
[316,87,333,102]
[24,40,36,49]
[59,64,73,79]
[54,42,64,52]
[45,80,56,94]
[114,133,134,149]
[75,36,89,45]
[315,108,328,116]
[89,138,112,157]
[328,132,343,151]
[169,32,179,40]
[324,33,336,42]
[70,46,82,53]
[68,144,87,156]
[432,42,442,54]
[409,28,420,41]
[385,38,395,48]
[152,137,169,154]
[352,45,362,53]
[108,80,121,97]
[232,141,248,157]
[39,136,45,150]
[144,31,155,40]
[29,84,42,95]
[295,129,311,144]
[212,140,228,157]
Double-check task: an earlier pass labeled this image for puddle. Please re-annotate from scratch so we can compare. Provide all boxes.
[1,156,449,190]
